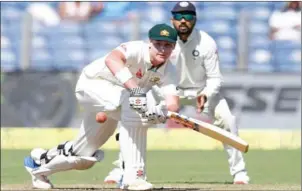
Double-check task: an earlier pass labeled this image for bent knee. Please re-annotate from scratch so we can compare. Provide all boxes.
[74,150,104,170]
[222,114,236,122]
[221,114,236,124]
[215,114,236,126]
[74,159,96,170]
[219,114,238,133]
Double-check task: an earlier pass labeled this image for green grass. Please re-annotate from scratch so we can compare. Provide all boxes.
[1,149,301,188]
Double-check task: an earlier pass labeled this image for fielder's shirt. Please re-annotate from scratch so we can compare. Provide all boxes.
[169,29,223,99]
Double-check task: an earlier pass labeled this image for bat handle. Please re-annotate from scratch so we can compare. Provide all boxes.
[166,111,173,118]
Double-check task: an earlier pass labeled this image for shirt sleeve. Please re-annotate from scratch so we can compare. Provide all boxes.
[269,11,280,28]
[200,35,223,99]
[114,41,140,64]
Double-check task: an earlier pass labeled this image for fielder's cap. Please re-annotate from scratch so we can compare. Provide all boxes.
[148,24,177,43]
[171,1,196,15]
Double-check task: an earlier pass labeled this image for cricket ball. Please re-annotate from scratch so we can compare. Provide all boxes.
[96,112,107,123]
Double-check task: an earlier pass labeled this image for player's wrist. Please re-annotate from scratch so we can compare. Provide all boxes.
[124,79,140,91]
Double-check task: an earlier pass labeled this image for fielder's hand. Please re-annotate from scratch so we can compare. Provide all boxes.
[129,87,147,113]
[196,94,207,113]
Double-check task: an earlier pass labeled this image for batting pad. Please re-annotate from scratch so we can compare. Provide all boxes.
[119,121,148,183]
[32,150,104,177]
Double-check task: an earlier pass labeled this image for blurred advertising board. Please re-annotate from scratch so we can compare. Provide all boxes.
[1,72,300,129]
[220,73,301,129]
[1,72,78,128]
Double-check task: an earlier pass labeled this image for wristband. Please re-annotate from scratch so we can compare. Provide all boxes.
[114,67,133,84]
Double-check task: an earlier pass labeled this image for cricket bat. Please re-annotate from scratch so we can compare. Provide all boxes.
[166,111,249,153]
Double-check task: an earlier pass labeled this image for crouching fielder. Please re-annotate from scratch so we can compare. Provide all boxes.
[23,23,178,190]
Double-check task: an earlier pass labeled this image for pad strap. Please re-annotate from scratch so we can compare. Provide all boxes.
[115,133,120,141]
[40,151,51,165]
[57,141,75,157]
[39,142,75,165]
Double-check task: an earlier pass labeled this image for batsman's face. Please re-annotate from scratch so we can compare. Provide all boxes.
[149,40,175,66]
[171,13,196,35]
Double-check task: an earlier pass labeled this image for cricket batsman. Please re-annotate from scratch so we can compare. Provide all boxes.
[23,23,178,190]
[105,1,250,185]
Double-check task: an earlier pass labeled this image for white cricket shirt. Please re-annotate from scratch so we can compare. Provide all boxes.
[82,41,177,94]
[168,29,223,99]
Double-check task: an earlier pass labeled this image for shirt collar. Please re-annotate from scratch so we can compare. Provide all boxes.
[156,61,168,75]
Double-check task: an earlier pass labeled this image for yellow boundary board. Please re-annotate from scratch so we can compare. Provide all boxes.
[1,128,301,150]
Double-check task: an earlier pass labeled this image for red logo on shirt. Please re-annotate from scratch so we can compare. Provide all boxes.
[136,68,143,79]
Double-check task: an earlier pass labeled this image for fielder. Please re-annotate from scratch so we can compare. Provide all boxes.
[23,23,178,190]
[105,1,250,185]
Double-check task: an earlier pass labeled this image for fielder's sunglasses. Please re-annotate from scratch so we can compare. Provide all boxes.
[173,13,195,21]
